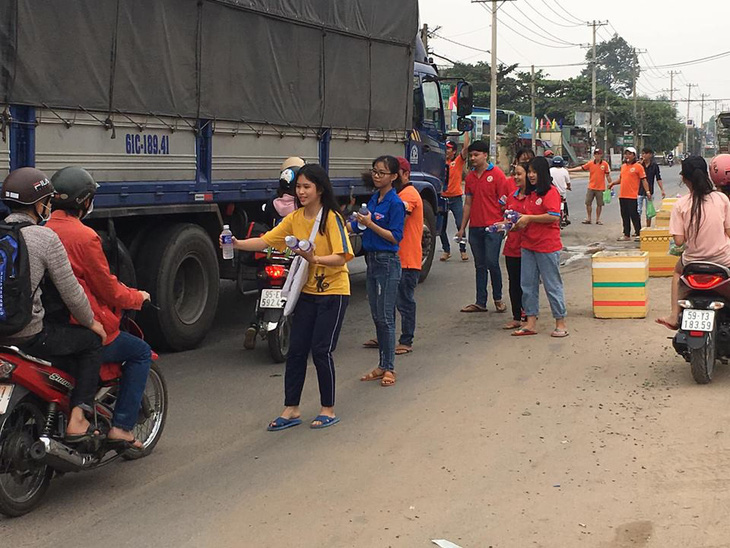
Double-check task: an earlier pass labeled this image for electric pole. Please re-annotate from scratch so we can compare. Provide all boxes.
[420,24,429,53]
[700,93,710,155]
[668,70,681,110]
[603,94,609,154]
[588,20,607,150]
[530,64,536,153]
[685,83,697,154]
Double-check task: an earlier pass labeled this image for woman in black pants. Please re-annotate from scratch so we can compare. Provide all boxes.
[610,147,651,241]
[502,162,529,329]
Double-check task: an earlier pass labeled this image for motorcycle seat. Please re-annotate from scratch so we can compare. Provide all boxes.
[0,345,53,367]
[682,261,730,277]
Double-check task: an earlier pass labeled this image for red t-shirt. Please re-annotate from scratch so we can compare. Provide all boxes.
[503,184,528,258]
[464,165,511,227]
[521,186,562,253]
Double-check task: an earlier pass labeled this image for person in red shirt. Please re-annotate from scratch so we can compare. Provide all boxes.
[440,132,470,261]
[47,167,151,448]
[502,162,529,330]
[456,140,513,313]
[511,157,568,337]
[608,147,651,241]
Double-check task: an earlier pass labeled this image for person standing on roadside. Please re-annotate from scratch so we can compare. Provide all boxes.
[355,156,405,388]
[609,147,651,241]
[502,162,529,330]
[456,140,513,313]
[568,148,612,225]
[440,133,470,262]
[511,157,568,338]
[364,158,423,355]
[512,147,535,174]
[638,147,666,227]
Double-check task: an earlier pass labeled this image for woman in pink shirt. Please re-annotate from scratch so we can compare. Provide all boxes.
[657,156,730,329]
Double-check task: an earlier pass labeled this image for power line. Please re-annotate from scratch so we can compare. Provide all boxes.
[550,0,586,25]
[505,2,584,46]
[649,50,730,69]
[523,0,585,28]
[431,32,490,55]
[478,4,575,49]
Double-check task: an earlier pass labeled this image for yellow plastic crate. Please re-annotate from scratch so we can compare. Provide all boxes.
[592,251,649,318]
[640,227,671,254]
[661,197,680,212]
[655,210,671,228]
[648,252,679,278]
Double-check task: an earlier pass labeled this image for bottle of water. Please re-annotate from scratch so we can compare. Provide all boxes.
[504,210,521,224]
[610,188,616,198]
[357,203,369,231]
[221,224,234,260]
[285,235,299,250]
[297,240,314,252]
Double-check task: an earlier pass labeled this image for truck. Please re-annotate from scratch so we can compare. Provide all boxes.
[717,112,730,154]
[0,0,473,351]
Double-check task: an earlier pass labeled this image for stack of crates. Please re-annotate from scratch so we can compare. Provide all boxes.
[592,251,649,318]
[655,196,679,228]
[640,226,679,277]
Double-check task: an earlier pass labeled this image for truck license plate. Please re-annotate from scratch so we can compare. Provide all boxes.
[0,384,13,414]
[259,289,284,309]
[681,309,716,332]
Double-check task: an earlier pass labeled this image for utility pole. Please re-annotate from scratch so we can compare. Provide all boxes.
[420,24,429,53]
[603,94,609,154]
[700,93,710,155]
[588,20,607,151]
[685,83,697,154]
[530,64,536,153]
[668,70,681,110]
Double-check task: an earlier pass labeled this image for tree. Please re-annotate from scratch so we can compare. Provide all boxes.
[639,98,684,152]
[500,115,526,163]
[581,34,638,97]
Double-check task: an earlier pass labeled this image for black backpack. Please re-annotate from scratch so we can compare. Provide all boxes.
[0,221,35,336]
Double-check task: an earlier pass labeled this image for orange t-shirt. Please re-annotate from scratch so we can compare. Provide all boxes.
[618,162,646,199]
[443,155,465,197]
[582,160,611,190]
[397,184,423,270]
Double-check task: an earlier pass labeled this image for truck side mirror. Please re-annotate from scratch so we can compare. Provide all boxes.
[456,117,474,133]
[456,82,473,117]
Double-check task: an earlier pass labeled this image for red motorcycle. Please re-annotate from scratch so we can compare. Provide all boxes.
[0,320,167,516]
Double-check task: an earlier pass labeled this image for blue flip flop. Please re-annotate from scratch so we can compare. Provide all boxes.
[310,415,340,429]
[267,416,302,431]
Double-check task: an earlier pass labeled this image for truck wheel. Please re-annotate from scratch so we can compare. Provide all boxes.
[419,201,437,283]
[136,223,220,351]
[690,330,715,384]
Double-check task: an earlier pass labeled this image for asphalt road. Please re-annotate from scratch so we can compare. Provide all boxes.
[8,164,728,548]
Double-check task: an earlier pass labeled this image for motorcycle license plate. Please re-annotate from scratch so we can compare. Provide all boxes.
[0,384,13,414]
[681,309,716,332]
[259,289,284,309]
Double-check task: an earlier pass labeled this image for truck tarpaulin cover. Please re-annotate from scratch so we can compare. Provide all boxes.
[0,0,417,131]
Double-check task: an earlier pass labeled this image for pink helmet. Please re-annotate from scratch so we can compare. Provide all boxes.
[710,154,730,188]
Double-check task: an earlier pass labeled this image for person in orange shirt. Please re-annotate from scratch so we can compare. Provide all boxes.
[609,147,651,241]
[440,132,470,261]
[363,158,423,354]
[568,148,612,224]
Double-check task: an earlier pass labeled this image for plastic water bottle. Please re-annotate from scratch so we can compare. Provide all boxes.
[285,235,299,250]
[357,203,369,231]
[297,239,314,252]
[504,210,521,224]
[221,225,234,260]
[610,188,616,198]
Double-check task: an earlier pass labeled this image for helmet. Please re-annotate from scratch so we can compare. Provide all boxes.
[551,156,565,167]
[1,167,54,205]
[710,154,730,188]
[544,149,554,157]
[50,166,99,210]
[279,156,305,192]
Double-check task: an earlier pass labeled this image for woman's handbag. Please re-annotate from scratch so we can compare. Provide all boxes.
[281,209,322,316]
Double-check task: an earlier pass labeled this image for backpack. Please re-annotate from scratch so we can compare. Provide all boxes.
[0,221,35,336]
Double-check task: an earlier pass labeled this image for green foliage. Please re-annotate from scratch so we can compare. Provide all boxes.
[639,99,684,152]
[500,116,526,161]
[580,34,638,97]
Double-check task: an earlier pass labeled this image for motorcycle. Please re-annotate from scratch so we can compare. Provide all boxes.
[671,261,730,384]
[242,222,293,363]
[0,319,167,516]
[667,154,675,167]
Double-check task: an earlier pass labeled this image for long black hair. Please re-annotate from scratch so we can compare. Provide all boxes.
[681,155,714,242]
[526,156,553,196]
[295,163,344,235]
[362,155,402,191]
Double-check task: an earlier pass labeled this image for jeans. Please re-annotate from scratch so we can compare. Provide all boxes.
[520,249,567,319]
[439,196,466,253]
[637,194,653,217]
[101,331,152,431]
[505,256,523,322]
[397,269,420,347]
[20,323,102,409]
[468,227,504,308]
[366,252,401,372]
[286,294,349,408]
[619,197,641,236]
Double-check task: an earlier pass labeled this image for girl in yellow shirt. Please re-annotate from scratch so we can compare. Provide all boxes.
[229,164,353,430]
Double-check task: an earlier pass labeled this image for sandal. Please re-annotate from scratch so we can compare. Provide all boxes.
[362,339,379,348]
[511,328,538,336]
[494,301,507,313]
[360,368,385,381]
[440,252,451,262]
[381,371,396,387]
[581,219,592,224]
[65,423,100,444]
[596,220,603,225]
[395,345,412,355]
[655,318,679,330]
[460,303,487,313]
[551,329,570,338]
[502,320,522,330]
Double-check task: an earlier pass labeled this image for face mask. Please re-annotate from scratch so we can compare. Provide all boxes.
[82,200,94,220]
[37,201,51,225]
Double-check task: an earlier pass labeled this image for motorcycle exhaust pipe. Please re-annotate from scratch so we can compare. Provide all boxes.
[30,436,95,473]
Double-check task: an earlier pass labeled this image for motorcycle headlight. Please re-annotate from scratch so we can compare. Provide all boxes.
[0,359,15,380]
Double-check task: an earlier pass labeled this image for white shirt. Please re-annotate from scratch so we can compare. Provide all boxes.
[550,167,571,197]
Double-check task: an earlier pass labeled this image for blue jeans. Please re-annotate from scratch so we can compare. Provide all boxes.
[520,249,567,319]
[366,252,401,372]
[439,196,466,253]
[468,227,504,308]
[397,269,420,347]
[101,331,152,431]
[637,194,653,217]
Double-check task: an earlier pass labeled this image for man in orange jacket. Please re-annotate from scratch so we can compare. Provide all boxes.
[47,167,151,448]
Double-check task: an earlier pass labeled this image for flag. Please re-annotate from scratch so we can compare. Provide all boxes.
[551,119,557,130]
[559,118,564,129]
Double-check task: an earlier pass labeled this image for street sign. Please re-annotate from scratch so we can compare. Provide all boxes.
[623,134,634,146]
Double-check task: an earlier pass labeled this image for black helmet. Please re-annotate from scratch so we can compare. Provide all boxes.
[551,156,565,167]
[50,167,99,210]
[1,167,54,205]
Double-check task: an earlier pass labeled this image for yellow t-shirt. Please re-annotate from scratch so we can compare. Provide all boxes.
[262,209,354,296]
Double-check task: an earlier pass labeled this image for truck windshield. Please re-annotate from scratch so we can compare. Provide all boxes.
[421,80,442,129]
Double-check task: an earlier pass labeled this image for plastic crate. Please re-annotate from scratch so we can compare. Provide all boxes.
[592,251,649,318]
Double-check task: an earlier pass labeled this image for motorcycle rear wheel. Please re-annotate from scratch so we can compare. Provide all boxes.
[122,363,168,460]
[268,314,291,364]
[690,331,715,384]
[0,399,53,517]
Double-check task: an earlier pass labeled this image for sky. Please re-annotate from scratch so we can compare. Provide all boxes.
[419,0,729,126]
